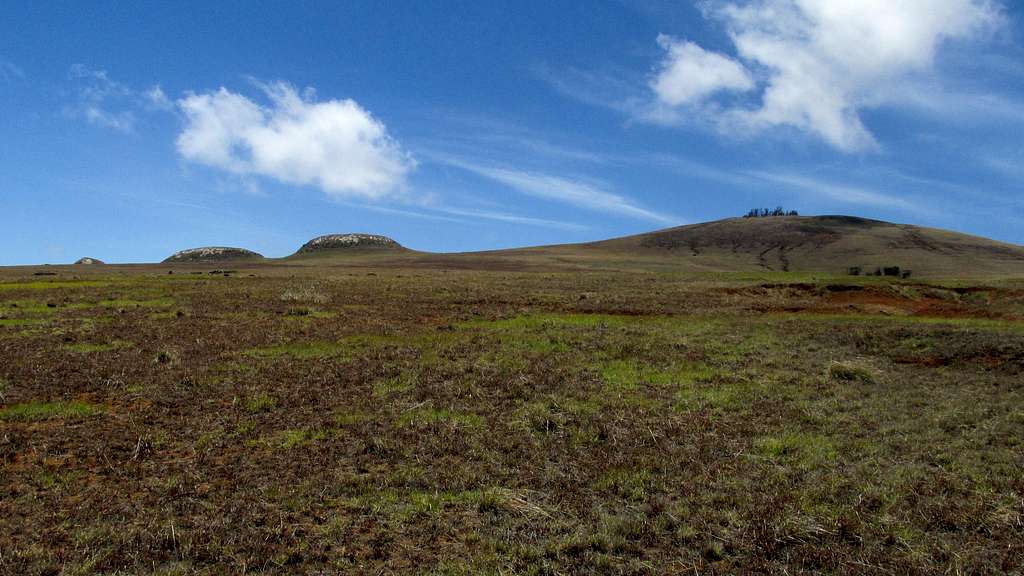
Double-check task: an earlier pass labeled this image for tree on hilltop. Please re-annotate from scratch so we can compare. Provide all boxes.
[743,207,799,218]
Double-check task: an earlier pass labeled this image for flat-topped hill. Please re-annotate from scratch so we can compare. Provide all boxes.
[162,247,264,263]
[292,234,403,257]
[74,257,104,265]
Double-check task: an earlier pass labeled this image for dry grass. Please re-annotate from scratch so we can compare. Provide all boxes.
[278,283,329,304]
[1,266,1023,574]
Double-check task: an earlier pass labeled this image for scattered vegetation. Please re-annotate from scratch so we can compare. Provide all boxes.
[2,267,1023,574]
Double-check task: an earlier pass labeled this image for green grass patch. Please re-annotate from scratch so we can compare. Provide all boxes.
[0,318,47,327]
[2,300,87,315]
[244,341,352,359]
[397,407,483,428]
[64,340,131,353]
[243,393,277,413]
[516,396,601,436]
[601,360,718,390]
[755,432,838,467]
[675,381,756,412]
[346,488,511,523]
[594,469,653,502]
[253,428,331,449]
[373,375,414,396]
[0,280,111,291]
[97,297,175,308]
[827,360,877,383]
[0,400,100,421]
[782,312,1024,333]
[334,411,372,426]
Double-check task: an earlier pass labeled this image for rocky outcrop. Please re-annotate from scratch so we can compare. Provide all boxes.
[162,247,264,263]
[296,234,402,254]
[74,257,105,265]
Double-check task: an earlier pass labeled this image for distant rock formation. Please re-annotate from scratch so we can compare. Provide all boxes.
[162,247,264,263]
[296,234,401,254]
[74,257,105,265]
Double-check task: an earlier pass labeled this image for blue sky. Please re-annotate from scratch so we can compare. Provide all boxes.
[2,0,1023,264]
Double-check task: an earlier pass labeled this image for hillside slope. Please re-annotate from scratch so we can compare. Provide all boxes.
[155,217,1024,278]
[566,216,1024,277]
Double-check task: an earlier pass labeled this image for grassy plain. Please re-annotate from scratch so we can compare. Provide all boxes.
[1,264,1023,574]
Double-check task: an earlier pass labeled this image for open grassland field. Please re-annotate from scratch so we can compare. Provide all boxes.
[1,266,1023,575]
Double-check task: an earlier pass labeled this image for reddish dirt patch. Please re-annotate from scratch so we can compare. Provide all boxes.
[825,291,972,318]
[893,355,949,367]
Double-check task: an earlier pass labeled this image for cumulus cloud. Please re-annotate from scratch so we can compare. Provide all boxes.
[650,35,754,106]
[176,82,415,199]
[649,0,1003,151]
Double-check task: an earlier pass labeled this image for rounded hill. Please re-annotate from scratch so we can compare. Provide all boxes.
[292,233,403,256]
[162,247,264,263]
[580,215,1024,277]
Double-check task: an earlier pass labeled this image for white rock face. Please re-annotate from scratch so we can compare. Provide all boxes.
[74,257,104,265]
[299,234,400,253]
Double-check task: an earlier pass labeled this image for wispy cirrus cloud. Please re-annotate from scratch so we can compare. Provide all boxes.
[981,153,1024,180]
[746,171,920,212]
[65,65,174,133]
[338,201,587,231]
[66,64,137,132]
[0,59,24,82]
[445,159,676,224]
[428,205,588,231]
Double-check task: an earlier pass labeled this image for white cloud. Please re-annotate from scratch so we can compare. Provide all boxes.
[145,85,174,111]
[67,64,136,133]
[176,82,415,199]
[981,154,1024,179]
[0,59,24,82]
[448,159,675,224]
[430,205,588,231]
[82,107,135,132]
[650,35,754,106]
[649,0,1003,151]
[747,170,919,211]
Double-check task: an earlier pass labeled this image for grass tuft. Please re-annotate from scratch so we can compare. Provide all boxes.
[827,360,877,383]
[244,393,277,414]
